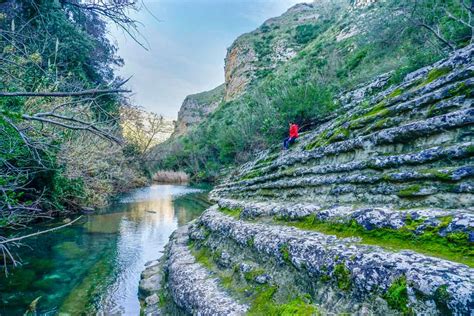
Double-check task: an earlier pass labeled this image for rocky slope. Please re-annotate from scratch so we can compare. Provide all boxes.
[223,0,348,101]
[140,45,473,315]
[172,84,225,137]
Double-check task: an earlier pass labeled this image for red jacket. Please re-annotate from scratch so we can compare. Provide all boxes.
[289,124,299,138]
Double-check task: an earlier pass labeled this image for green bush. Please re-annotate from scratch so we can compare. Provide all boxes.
[294,24,320,44]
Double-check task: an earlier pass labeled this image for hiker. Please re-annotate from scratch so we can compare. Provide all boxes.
[283,121,299,150]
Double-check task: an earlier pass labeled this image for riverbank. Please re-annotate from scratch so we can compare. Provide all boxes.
[0,185,210,315]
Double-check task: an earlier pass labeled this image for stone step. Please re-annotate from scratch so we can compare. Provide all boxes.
[220,165,473,194]
[215,180,473,210]
[165,225,248,316]
[217,198,474,242]
[192,207,474,315]
[139,258,166,315]
[224,46,473,184]
[333,79,471,143]
[226,106,473,187]
[217,142,474,190]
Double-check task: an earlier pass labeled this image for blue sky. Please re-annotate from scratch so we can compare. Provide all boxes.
[110,0,308,118]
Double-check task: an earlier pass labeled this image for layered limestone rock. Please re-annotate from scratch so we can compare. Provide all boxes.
[141,46,473,315]
[139,226,248,316]
[172,84,224,137]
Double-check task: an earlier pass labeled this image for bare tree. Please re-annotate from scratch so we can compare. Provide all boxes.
[407,0,474,50]
[121,107,173,158]
[59,0,148,49]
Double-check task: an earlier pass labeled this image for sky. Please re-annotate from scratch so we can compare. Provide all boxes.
[109,0,310,119]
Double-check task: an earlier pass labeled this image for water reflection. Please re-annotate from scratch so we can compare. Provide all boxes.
[0,184,210,315]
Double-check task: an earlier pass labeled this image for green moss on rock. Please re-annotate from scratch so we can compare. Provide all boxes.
[423,66,452,85]
[397,184,422,198]
[333,263,351,291]
[327,127,350,144]
[248,286,317,316]
[276,215,473,267]
[383,276,412,315]
[279,244,291,264]
[219,207,243,218]
[448,81,471,97]
[305,130,329,150]
[259,189,276,197]
[388,87,403,98]
[244,268,266,283]
[241,169,264,181]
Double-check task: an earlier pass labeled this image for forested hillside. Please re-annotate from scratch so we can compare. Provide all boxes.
[0,0,152,231]
[154,0,473,181]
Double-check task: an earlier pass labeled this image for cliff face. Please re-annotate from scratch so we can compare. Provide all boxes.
[223,1,347,100]
[172,84,225,136]
[141,45,474,315]
[173,2,334,131]
[171,0,370,135]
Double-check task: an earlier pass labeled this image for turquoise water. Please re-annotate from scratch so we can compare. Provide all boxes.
[0,184,210,315]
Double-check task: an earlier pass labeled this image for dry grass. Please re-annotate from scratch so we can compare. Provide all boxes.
[152,170,189,183]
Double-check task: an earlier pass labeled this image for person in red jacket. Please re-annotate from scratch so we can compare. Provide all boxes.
[283,121,299,150]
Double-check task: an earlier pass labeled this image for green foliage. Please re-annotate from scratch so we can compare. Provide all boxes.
[294,24,320,44]
[155,0,472,181]
[0,0,141,227]
[189,84,225,106]
[338,48,369,77]
[383,277,412,315]
[254,39,272,59]
[44,169,85,210]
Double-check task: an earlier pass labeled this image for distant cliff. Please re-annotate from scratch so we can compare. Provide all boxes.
[173,1,349,136]
[172,84,225,137]
[223,1,344,100]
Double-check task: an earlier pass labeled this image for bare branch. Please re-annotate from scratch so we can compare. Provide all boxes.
[0,87,130,98]
[0,216,83,245]
[22,114,122,144]
[415,22,456,50]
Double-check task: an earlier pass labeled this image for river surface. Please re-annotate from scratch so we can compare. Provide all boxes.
[0,184,210,315]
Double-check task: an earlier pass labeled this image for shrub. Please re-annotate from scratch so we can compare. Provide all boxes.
[294,24,320,44]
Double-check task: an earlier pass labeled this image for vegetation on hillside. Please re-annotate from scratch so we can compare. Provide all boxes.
[154,0,473,181]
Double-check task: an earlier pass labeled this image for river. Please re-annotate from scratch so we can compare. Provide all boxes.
[0,184,211,315]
